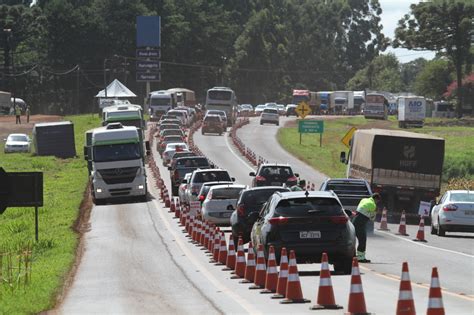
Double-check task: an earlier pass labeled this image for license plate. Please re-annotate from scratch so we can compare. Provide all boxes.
[221,212,232,218]
[300,231,321,239]
[465,210,474,215]
[271,182,281,186]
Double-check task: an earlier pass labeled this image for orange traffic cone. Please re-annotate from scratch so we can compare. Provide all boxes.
[199,221,207,246]
[377,207,390,231]
[187,216,194,237]
[203,223,210,248]
[231,237,246,279]
[280,250,310,304]
[170,198,176,213]
[396,262,415,315]
[413,216,427,242]
[427,267,445,315]
[396,211,409,236]
[347,257,369,314]
[224,237,236,271]
[249,244,267,289]
[272,248,289,299]
[310,253,342,310]
[261,246,278,294]
[211,229,221,262]
[217,232,228,265]
[207,227,215,253]
[240,242,256,284]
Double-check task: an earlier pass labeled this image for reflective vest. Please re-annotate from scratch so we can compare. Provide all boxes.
[356,197,377,220]
[15,106,21,116]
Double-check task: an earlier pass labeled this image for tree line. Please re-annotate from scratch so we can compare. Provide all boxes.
[0,0,472,115]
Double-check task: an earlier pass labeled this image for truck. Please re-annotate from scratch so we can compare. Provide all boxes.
[340,128,444,223]
[329,91,354,114]
[317,92,332,114]
[397,96,426,128]
[363,93,388,120]
[0,91,11,115]
[84,123,149,204]
[148,90,176,120]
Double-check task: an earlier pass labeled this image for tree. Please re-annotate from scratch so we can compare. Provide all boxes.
[414,59,452,100]
[400,58,428,92]
[393,0,474,116]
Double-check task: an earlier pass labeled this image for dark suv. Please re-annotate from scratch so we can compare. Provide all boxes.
[230,186,290,244]
[250,191,355,274]
[202,115,224,135]
[249,164,298,187]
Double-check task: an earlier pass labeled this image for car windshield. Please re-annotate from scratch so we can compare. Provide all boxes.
[151,98,170,106]
[260,166,293,177]
[449,193,474,202]
[176,158,209,168]
[263,109,278,114]
[9,135,28,142]
[275,198,343,216]
[162,130,183,136]
[93,143,141,162]
[194,171,231,183]
[211,187,244,200]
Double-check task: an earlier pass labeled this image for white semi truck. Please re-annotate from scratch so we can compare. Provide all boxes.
[397,96,426,128]
[84,123,148,204]
[329,91,354,114]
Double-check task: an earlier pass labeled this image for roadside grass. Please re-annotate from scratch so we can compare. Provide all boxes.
[277,116,474,183]
[0,114,99,314]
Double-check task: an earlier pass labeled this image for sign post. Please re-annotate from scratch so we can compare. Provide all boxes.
[298,120,324,146]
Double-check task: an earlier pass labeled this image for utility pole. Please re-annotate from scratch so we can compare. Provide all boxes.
[3,29,11,91]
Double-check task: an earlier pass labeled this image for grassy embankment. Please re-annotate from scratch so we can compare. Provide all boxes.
[0,114,99,314]
[277,117,474,185]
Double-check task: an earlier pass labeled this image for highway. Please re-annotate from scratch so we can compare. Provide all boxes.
[58,116,474,314]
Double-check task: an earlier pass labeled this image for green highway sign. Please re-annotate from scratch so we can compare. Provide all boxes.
[298,120,324,133]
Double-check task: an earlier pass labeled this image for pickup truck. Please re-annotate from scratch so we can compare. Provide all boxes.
[319,178,372,212]
[169,156,212,196]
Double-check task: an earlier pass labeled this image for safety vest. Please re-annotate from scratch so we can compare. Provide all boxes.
[290,185,303,191]
[15,106,21,116]
[356,197,377,220]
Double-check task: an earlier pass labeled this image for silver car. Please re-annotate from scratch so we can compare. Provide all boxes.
[201,184,247,226]
[431,190,474,236]
[260,108,279,126]
[4,133,31,153]
[179,173,192,205]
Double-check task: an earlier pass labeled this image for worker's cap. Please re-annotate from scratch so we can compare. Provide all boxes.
[372,193,381,200]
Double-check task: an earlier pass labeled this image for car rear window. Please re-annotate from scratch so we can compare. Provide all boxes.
[260,166,293,176]
[211,187,244,200]
[176,157,209,168]
[165,136,182,142]
[263,108,278,114]
[275,198,343,217]
[205,116,220,122]
[194,171,231,183]
[449,193,474,202]
[240,188,288,213]
[325,182,370,195]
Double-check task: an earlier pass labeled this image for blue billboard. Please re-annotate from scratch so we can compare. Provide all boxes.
[136,16,161,47]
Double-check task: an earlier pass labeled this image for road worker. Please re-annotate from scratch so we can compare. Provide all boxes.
[290,179,306,191]
[352,193,381,263]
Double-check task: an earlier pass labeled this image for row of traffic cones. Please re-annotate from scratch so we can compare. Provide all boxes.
[378,208,429,242]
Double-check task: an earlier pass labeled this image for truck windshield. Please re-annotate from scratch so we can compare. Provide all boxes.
[93,143,141,162]
[151,98,170,106]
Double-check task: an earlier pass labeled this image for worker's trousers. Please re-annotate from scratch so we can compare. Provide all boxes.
[352,212,369,252]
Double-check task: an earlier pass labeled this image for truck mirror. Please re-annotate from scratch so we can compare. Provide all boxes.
[249,172,256,177]
[83,146,88,160]
[340,152,346,163]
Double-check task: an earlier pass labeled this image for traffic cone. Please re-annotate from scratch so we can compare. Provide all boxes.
[377,207,390,231]
[217,232,228,265]
[272,248,289,299]
[199,221,206,246]
[224,237,236,271]
[261,246,278,294]
[280,250,310,304]
[240,242,256,284]
[186,216,193,236]
[347,257,369,314]
[202,222,209,248]
[207,227,215,253]
[427,267,445,315]
[231,237,246,279]
[413,216,427,242]
[175,202,181,219]
[170,198,176,213]
[310,253,342,310]
[211,229,220,262]
[396,210,409,236]
[249,244,267,289]
[396,262,415,315]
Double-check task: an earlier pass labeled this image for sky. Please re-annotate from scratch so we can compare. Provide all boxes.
[379,0,436,63]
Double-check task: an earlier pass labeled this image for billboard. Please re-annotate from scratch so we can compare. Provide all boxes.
[136,16,161,47]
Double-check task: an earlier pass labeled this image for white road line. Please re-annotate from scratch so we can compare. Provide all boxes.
[224,132,255,172]
[375,230,474,258]
[151,197,262,315]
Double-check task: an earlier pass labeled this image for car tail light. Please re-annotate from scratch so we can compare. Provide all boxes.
[269,216,289,225]
[443,204,458,211]
[330,216,349,224]
[287,176,298,182]
[256,175,266,181]
[237,204,245,217]
[198,195,205,201]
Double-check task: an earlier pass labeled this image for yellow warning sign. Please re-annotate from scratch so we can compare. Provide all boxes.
[295,101,311,119]
[341,127,357,148]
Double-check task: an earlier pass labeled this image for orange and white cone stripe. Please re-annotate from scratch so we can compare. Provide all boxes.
[232,237,246,279]
[310,252,342,310]
[347,257,369,314]
[272,248,288,299]
[378,207,390,231]
[212,229,220,262]
[396,262,415,315]
[261,245,278,294]
[241,242,256,283]
[217,231,228,265]
[250,244,267,289]
[427,267,445,315]
[280,250,310,304]
[397,210,409,236]
[413,216,427,242]
[224,238,236,270]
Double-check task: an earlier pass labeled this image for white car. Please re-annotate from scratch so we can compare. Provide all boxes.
[162,142,189,165]
[431,190,474,236]
[260,108,279,126]
[254,104,266,116]
[277,104,286,115]
[179,173,193,205]
[201,184,247,225]
[4,133,31,153]
[167,109,189,127]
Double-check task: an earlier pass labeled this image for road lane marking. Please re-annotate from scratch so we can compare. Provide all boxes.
[375,230,474,259]
[151,197,262,315]
[224,132,255,172]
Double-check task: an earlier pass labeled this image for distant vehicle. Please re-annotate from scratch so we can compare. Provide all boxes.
[158,123,181,133]
[353,91,365,114]
[340,128,444,221]
[102,104,146,131]
[250,190,355,274]
[430,190,474,236]
[319,178,372,212]
[239,104,253,116]
[254,104,266,116]
[162,142,189,165]
[264,102,278,109]
[201,115,224,135]
[292,90,318,114]
[0,91,11,115]
[149,90,176,119]
[285,104,297,116]
[197,181,234,204]
[260,108,279,126]
[230,186,290,244]
[330,91,354,115]
[4,133,31,153]
[398,96,426,128]
[363,93,388,120]
[205,87,238,126]
[201,184,247,226]
[317,92,332,114]
[167,109,190,127]
[179,173,193,205]
[249,163,299,187]
[157,135,186,154]
[166,88,196,107]
[277,104,286,115]
[185,169,235,204]
[205,110,227,129]
[158,129,186,141]
[169,156,212,196]
[432,101,455,118]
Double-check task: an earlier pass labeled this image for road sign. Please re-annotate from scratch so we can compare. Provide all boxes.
[295,101,311,119]
[136,16,161,47]
[136,60,161,71]
[136,72,161,82]
[298,120,324,133]
[136,49,160,59]
[341,127,357,148]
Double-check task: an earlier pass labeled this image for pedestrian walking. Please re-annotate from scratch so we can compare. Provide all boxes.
[15,104,21,124]
[26,105,30,123]
[352,193,382,262]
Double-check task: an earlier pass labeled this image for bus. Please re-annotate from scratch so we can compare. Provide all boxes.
[205,87,238,126]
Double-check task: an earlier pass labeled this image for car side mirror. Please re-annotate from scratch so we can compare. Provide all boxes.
[340,151,346,163]
[294,173,299,177]
[231,177,235,182]
[249,172,256,177]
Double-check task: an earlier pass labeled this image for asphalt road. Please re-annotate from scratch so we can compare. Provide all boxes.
[57,116,474,314]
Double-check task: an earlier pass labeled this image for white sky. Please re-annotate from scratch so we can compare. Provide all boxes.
[379,0,436,63]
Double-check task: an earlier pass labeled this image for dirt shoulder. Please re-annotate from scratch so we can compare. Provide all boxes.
[0,115,63,140]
